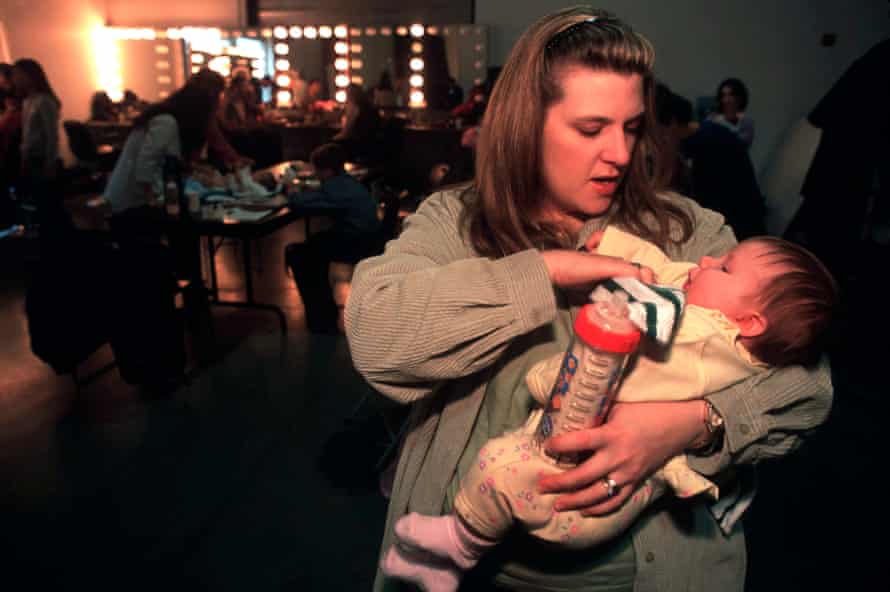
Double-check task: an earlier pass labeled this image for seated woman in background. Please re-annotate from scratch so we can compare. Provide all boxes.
[219,72,263,132]
[218,71,281,168]
[333,83,380,163]
[709,77,755,149]
[89,91,119,122]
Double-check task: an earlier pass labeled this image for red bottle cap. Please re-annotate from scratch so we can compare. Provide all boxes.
[573,303,641,354]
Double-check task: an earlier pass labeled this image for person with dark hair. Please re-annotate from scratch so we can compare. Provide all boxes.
[219,72,262,132]
[187,69,250,171]
[656,82,765,239]
[89,91,119,122]
[103,77,220,214]
[12,59,61,191]
[381,229,837,592]
[218,71,281,167]
[346,8,832,592]
[450,83,488,126]
[333,83,381,163]
[373,70,396,108]
[709,77,755,148]
[284,142,380,333]
[0,63,22,225]
[12,58,65,228]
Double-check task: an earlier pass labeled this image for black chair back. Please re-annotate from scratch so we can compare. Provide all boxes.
[63,120,99,162]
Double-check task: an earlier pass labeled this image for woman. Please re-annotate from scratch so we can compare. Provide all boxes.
[89,91,119,122]
[219,72,262,132]
[12,59,60,201]
[709,77,755,148]
[103,73,222,215]
[346,8,831,592]
[333,83,380,162]
[373,71,397,109]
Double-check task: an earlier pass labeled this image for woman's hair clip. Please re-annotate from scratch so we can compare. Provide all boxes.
[546,17,599,53]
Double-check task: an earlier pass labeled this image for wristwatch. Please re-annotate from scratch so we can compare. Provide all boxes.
[692,400,724,452]
[704,400,725,437]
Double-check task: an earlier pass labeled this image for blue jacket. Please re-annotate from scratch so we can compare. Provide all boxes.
[290,173,379,237]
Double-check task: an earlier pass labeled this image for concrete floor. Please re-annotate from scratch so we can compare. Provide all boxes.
[0,221,885,591]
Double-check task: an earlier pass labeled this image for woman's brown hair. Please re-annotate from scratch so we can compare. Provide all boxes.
[462,6,692,257]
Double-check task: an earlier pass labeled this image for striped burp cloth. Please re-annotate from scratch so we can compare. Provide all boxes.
[592,278,686,346]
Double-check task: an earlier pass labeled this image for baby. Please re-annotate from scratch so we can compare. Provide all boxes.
[382,227,837,592]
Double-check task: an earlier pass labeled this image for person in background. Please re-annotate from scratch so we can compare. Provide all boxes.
[288,68,307,107]
[218,71,281,168]
[187,69,251,172]
[0,63,22,226]
[656,83,765,239]
[709,77,755,149]
[333,83,381,163]
[219,72,262,132]
[450,83,488,126]
[346,8,831,592]
[373,70,397,108]
[284,142,380,334]
[118,89,147,119]
[12,59,61,224]
[89,91,119,122]
[103,78,220,216]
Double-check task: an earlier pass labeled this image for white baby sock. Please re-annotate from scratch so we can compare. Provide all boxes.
[382,513,496,591]
[381,545,462,592]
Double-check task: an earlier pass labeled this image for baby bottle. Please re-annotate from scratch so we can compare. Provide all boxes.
[534,288,641,466]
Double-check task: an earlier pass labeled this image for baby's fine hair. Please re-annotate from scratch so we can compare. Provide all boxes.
[746,237,838,367]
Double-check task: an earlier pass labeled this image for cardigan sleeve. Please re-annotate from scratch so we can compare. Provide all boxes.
[345,189,557,404]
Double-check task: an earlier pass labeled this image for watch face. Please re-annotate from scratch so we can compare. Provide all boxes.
[706,403,724,431]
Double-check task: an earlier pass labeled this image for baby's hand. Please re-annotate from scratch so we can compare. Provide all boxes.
[583,230,605,252]
[582,231,654,283]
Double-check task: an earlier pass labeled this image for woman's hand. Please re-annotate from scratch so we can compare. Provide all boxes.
[541,249,654,292]
[538,400,707,516]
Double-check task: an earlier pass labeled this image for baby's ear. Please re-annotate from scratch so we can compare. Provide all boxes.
[735,311,768,338]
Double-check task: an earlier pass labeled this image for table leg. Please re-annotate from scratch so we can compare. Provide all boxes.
[207,236,219,300]
[242,238,254,304]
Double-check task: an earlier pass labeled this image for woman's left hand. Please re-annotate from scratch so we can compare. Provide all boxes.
[538,399,706,516]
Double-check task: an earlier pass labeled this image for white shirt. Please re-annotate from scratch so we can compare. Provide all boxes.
[103,114,181,213]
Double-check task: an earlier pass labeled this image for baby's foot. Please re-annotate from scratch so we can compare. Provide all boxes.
[381,544,461,592]
[525,353,563,404]
[394,513,493,570]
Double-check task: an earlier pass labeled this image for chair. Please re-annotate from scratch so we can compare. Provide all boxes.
[63,120,119,172]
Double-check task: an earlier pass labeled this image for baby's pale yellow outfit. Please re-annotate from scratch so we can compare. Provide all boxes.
[452,227,768,546]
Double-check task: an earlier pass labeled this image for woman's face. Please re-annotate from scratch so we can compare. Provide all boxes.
[719,85,738,113]
[539,66,644,230]
[11,69,30,96]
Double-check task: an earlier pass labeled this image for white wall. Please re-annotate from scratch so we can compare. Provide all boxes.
[1,0,107,160]
[106,0,242,28]
[476,0,890,174]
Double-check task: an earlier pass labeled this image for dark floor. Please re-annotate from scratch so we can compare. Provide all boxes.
[0,219,886,590]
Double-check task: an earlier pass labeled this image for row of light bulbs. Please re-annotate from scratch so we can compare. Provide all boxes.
[273,23,432,107]
[98,24,484,107]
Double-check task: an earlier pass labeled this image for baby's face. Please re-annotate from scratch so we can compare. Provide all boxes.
[683,241,778,323]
